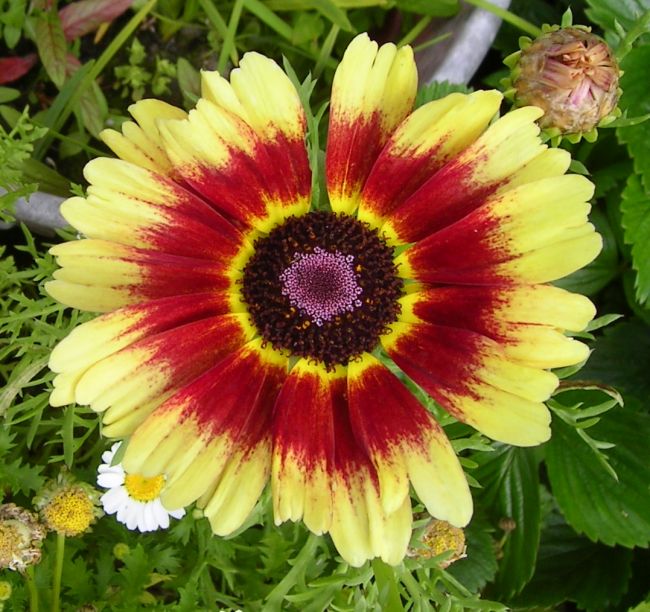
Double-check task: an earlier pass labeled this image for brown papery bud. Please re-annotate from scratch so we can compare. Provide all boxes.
[514,27,620,134]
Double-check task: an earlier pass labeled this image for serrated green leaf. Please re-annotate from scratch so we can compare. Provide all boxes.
[117,544,153,602]
[585,0,650,46]
[415,81,472,108]
[546,406,650,548]
[33,11,68,88]
[514,512,632,611]
[621,175,650,303]
[0,458,44,499]
[578,320,650,403]
[473,446,541,598]
[617,45,650,192]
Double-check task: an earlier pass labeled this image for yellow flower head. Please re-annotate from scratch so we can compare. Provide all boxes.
[409,519,467,568]
[46,33,600,567]
[34,473,103,537]
[0,504,46,573]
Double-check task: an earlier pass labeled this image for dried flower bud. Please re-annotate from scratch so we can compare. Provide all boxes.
[0,504,46,573]
[0,581,11,601]
[509,27,620,139]
[34,472,103,537]
[408,519,467,568]
[113,542,130,560]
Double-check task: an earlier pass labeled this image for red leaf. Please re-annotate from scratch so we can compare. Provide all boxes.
[0,54,38,84]
[59,0,133,41]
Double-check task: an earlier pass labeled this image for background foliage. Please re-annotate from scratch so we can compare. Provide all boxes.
[1,0,650,609]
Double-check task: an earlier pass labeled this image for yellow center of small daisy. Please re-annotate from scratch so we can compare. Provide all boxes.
[43,489,94,536]
[124,474,165,502]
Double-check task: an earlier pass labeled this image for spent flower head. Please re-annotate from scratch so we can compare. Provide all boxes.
[34,472,103,536]
[0,504,46,573]
[408,519,467,568]
[505,25,620,143]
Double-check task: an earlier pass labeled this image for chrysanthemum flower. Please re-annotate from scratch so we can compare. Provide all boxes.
[34,474,102,537]
[0,504,46,573]
[47,33,600,566]
[97,442,185,532]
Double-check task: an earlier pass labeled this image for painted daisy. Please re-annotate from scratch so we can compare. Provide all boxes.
[97,443,185,532]
[47,33,600,566]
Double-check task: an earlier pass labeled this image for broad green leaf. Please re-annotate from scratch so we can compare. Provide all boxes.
[473,446,541,598]
[554,206,619,296]
[585,0,650,46]
[621,175,650,304]
[514,512,633,610]
[33,11,68,88]
[617,45,650,193]
[578,320,650,403]
[546,406,650,548]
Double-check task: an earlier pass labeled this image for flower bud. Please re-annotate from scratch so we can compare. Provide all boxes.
[508,27,620,140]
[113,542,130,560]
[0,581,12,601]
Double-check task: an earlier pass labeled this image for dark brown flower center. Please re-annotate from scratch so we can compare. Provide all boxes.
[241,212,403,368]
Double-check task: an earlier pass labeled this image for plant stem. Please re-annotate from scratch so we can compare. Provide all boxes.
[265,533,320,608]
[51,533,65,612]
[398,15,433,47]
[219,0,244,74]
[25,566,39,612]
[463,0,542,37]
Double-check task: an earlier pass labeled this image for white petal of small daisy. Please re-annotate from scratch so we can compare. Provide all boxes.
[96,441,186,532]
[97,471,125,488]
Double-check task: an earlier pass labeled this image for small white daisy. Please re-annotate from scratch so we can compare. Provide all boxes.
[97,442,185,532]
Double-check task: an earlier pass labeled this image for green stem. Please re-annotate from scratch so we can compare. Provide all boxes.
[25,566,39,612]
[218,0,244,74]
[51,533,65,612]
[265,533,320,607]
[463,0,542,37]
[314,24,340,79]
[398,15,433,47]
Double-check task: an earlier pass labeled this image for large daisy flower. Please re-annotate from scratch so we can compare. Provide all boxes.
[47,34,600,566]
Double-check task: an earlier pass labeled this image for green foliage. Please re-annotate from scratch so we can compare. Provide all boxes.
[514,512,633,611]
[31,9,68,88]
[0,108,47,221]
[580,320,650,403]
[546,405,650,548]
[618,45,650,191]
[585,0,650,47]
[473,447,541,600]
[621,175,650,304]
